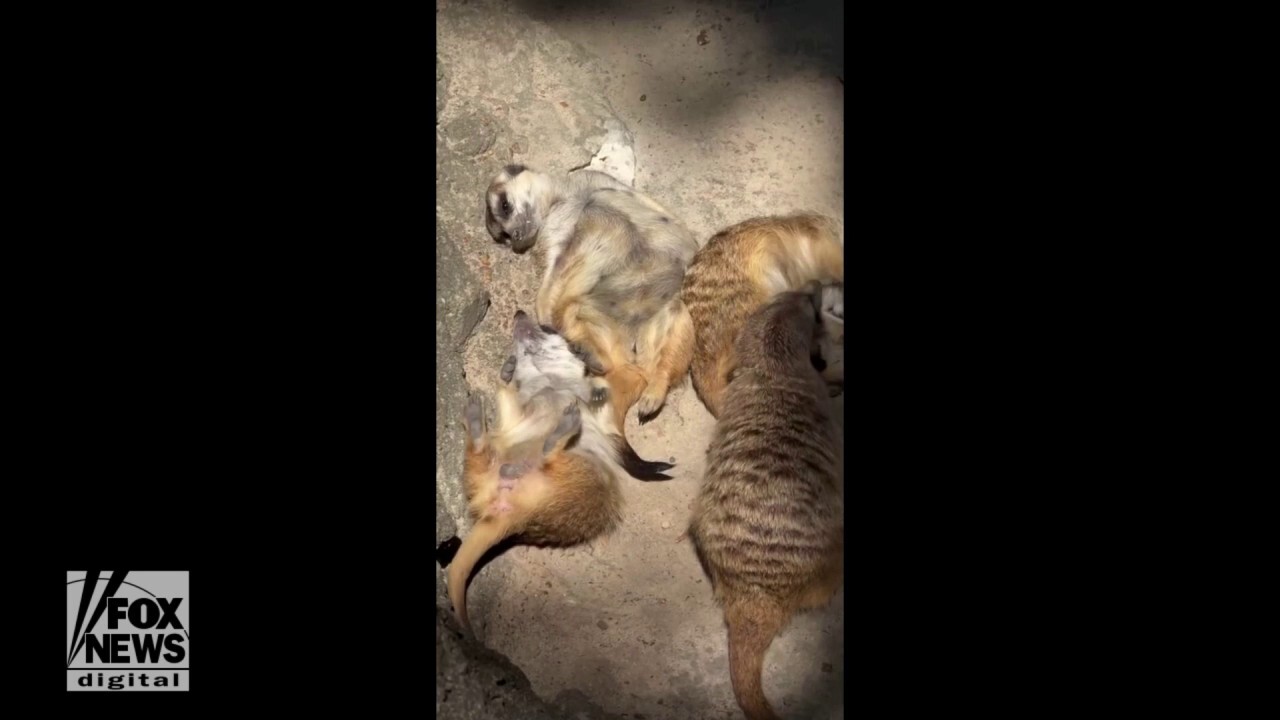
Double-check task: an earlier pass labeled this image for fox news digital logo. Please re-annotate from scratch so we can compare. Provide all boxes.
[67,571,189,692]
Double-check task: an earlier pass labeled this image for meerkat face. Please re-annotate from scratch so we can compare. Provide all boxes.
[509,310,584,384]
[485,164,545,254]
[814,283,844,388]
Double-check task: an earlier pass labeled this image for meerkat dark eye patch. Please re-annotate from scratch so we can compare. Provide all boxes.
[497,192,513,218]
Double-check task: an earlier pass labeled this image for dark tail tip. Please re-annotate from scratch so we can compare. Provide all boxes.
[614,435,675,481]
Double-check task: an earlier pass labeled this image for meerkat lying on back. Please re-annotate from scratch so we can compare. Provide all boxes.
[500,308,674,482]
[448,309,673,632]
[687,287,843,720]
[450,394,614,633]
[485,164,700,422]
[681,213,844,418]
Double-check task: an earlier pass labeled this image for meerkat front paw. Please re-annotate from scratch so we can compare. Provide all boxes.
[542,402,583,453]
[635,383,669,424]
[500,354,517,384]
[590,385,609,405]
[569,342,607,376]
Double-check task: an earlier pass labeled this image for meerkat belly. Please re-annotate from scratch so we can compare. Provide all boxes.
[590,260,683,329]
[468,453,551,517]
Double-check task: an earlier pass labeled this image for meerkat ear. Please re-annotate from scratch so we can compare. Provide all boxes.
[542,403,583,455]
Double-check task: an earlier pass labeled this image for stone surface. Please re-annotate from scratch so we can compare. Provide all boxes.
[454,290,491,351]
[437,605,624,720]
[435,214,479,538]
[436,484,458,548]
[436,54,449,122]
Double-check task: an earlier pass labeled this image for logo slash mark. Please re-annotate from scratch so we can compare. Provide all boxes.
[67,570,129,666]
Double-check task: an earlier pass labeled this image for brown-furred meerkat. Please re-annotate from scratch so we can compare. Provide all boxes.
[687,287,843,720]
[484,164,699,423]
[681,213,844,418]
[447,309,673,632]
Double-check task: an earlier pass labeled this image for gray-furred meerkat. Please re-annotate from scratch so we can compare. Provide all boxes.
[500,308,674,482]
[687,287,843,720]
[681,213,844,418]
[447,309,673,632]
[485,163,700,422]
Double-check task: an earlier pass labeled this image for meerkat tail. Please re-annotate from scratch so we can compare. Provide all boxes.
[611,434,675,481]
[447,517,513,631]
[725,596,788,720]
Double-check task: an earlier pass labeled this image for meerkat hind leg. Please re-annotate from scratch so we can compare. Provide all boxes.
[796,554,844,610]
[635,305,695,423]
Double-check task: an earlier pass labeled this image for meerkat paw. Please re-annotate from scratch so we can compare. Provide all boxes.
[542,402,583,454]
[590,385,609,405]
[500,354,517,384]
[569,342,607,376]
[465,394,487,440]
[635,384,668,424]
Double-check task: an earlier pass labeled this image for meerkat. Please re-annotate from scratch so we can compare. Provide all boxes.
[811,282,844,394]
[448,394,617,632]
[500,308,675,482]
[447,310,673,632]
[687,287,844,720]
[681,213,844,418]
[485,164,699,422]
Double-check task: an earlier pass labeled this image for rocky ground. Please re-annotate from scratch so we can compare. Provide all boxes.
[436,2,844,718]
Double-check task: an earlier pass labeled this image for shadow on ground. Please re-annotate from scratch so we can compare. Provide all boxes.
[513,0,843,132]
